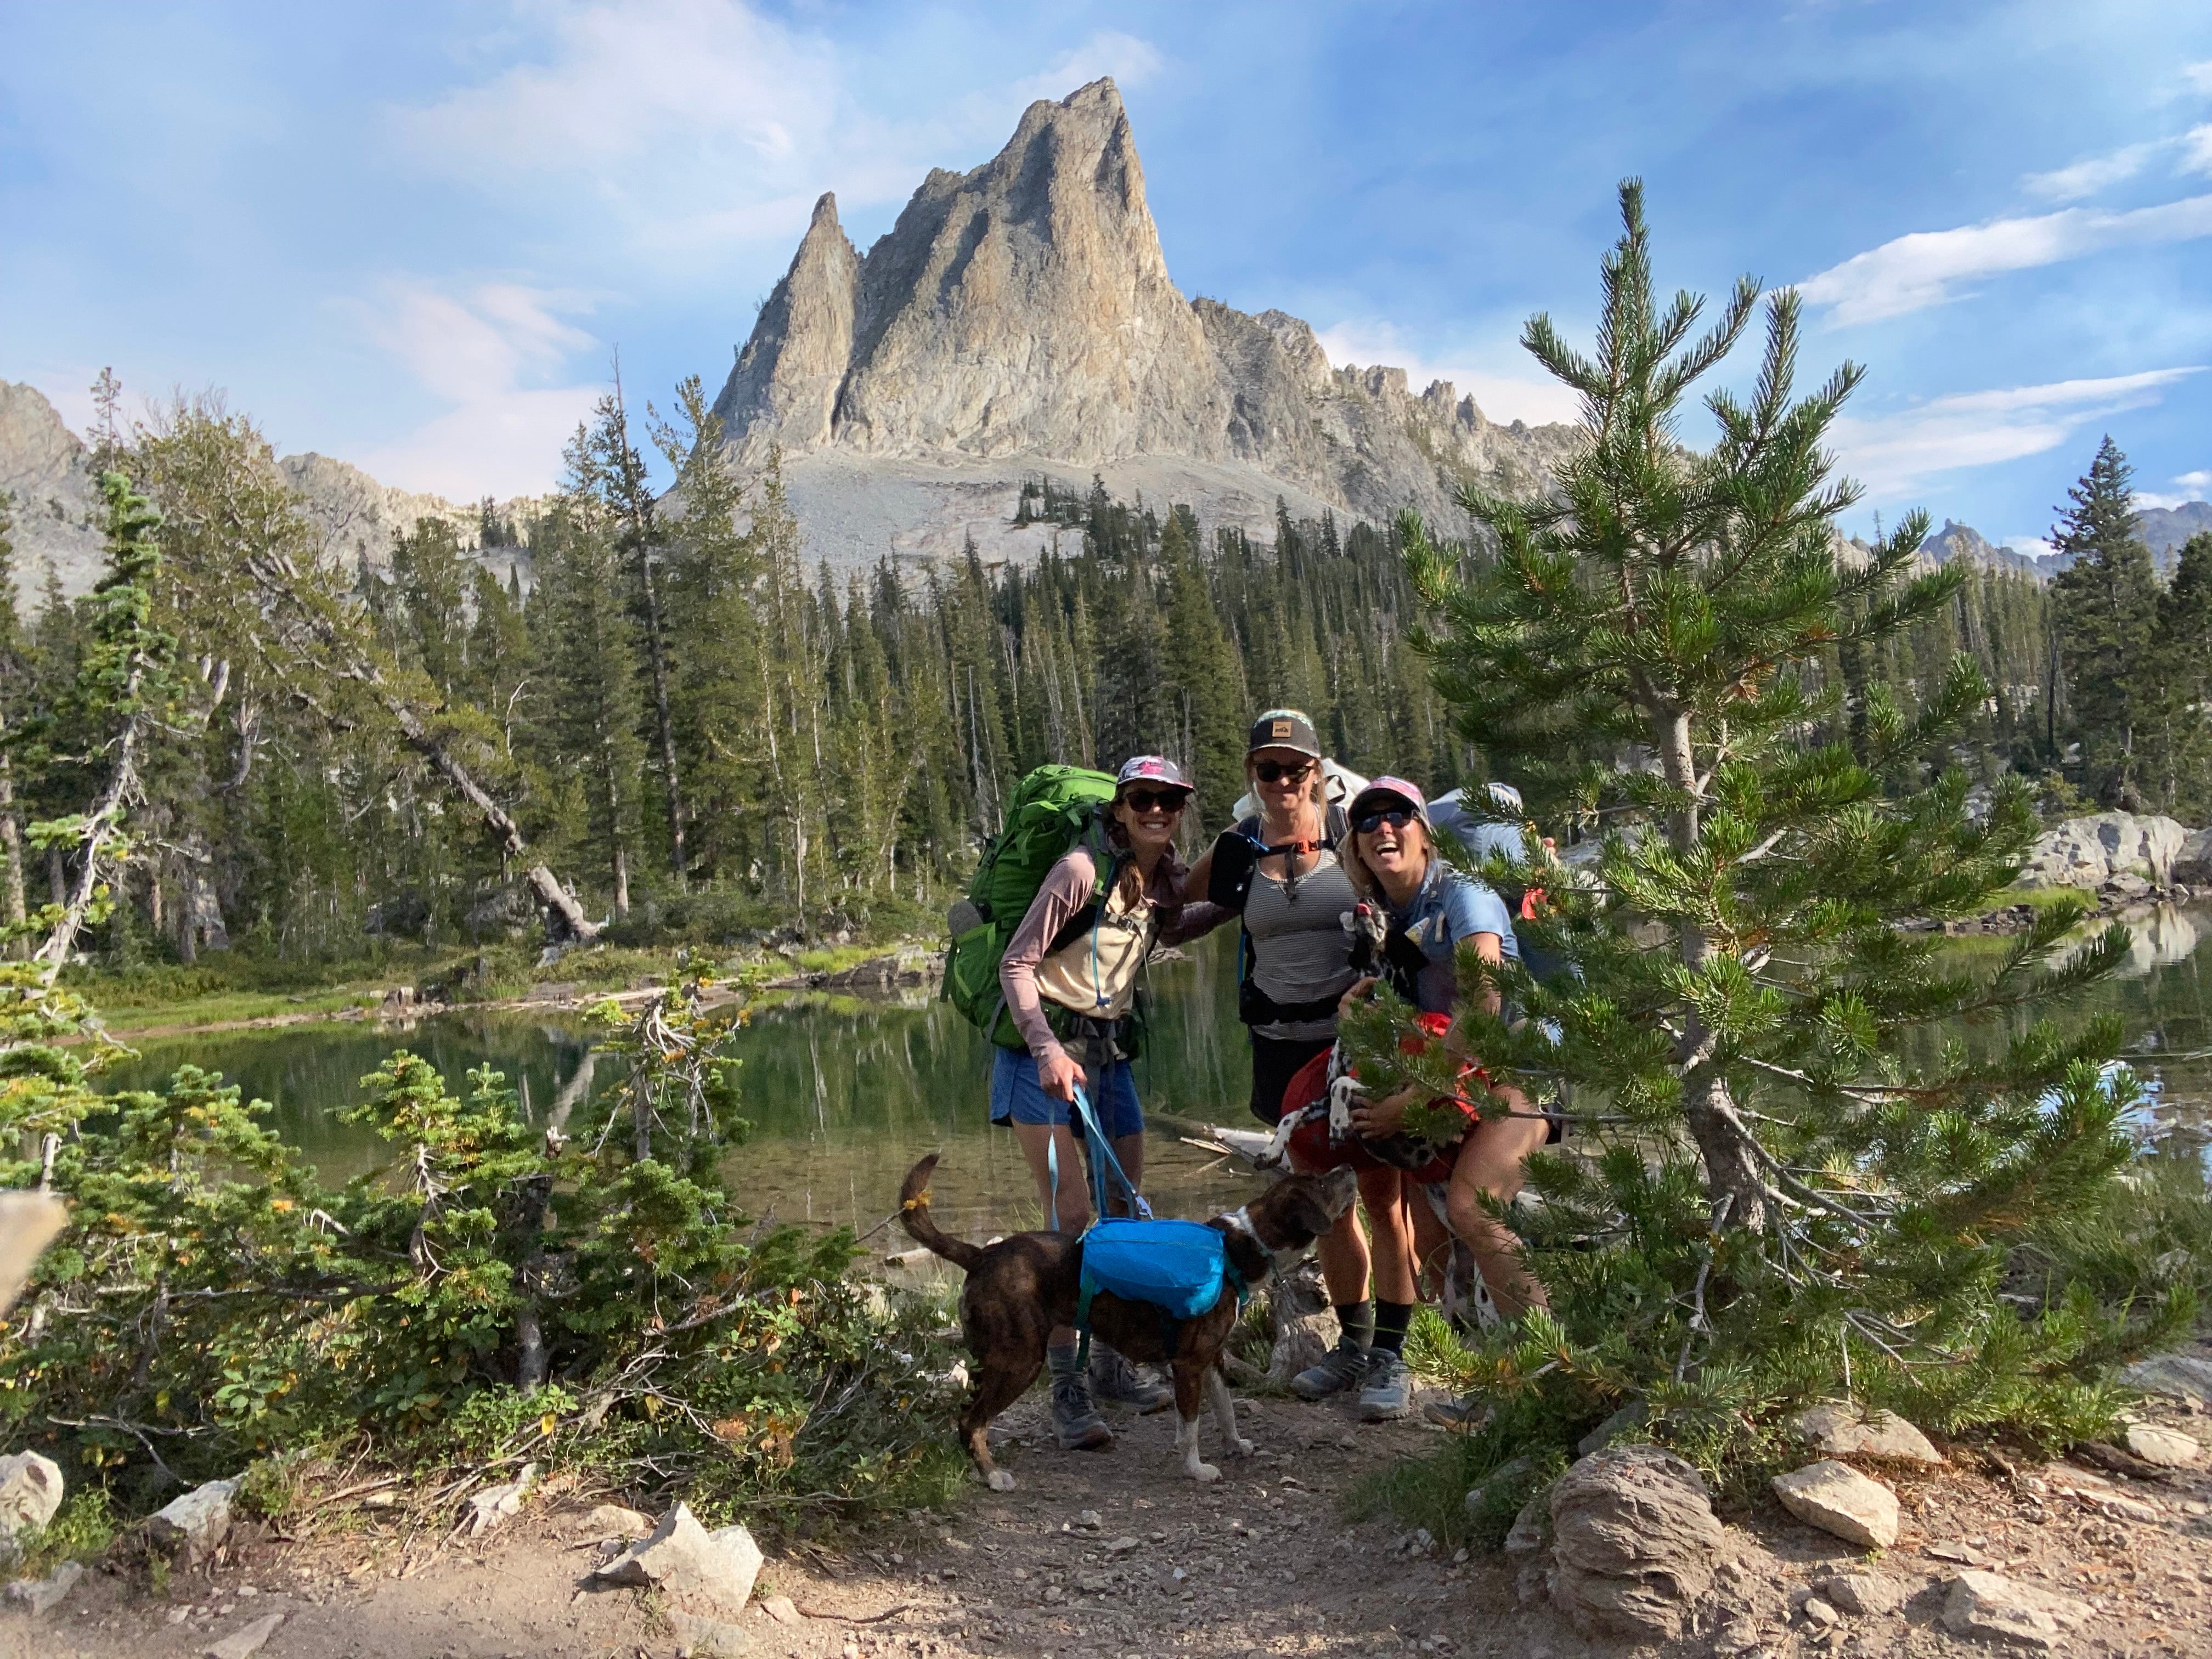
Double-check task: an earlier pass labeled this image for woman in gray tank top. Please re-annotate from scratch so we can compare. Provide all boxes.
[1182,710,1359,1125]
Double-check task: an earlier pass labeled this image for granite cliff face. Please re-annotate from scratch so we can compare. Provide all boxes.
[0,381,105,591]
[714,79,1579,567]
[0,381,535,592]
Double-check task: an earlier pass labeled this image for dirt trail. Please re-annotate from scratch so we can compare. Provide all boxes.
[8,1381,2212,1659]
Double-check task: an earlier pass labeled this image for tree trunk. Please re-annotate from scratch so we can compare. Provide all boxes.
[242,547,601,945]
[0,749,27,960]
[1652,701,1769,1232]
[637,553,687,888]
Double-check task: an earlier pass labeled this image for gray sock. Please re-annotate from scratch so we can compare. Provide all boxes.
[1049,1340,1082,1378]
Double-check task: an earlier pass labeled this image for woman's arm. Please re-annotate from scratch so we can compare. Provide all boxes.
[1348,930,1504,1138]
[998,850,1097,1096]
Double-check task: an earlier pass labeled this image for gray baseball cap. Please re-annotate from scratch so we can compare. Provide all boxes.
[1246,708,1322,757]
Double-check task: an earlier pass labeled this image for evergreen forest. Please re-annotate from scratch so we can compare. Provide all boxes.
[5,381,2169,978]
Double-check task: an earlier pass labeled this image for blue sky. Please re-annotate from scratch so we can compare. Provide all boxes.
[5,1,2210,552]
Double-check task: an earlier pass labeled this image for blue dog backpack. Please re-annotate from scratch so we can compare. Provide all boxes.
[1077,1218,1232,1321]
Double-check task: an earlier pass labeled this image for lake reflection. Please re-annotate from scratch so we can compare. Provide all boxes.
[100,934,1261,1241]
[104,905,2212,1239]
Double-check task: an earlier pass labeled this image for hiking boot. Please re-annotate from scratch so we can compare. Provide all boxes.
[1090,1346,1173,1413]
[1421,1393,1494,1432]
[1051,1372,1114,1450]
[1358,1351,1414,1421]
[1289,1337,1374,1401]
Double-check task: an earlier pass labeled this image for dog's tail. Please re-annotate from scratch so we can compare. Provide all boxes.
[898,1154,984,1271]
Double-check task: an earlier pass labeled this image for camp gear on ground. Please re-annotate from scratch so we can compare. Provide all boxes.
[1246,708,1323,757]
[943,764,1120,1047]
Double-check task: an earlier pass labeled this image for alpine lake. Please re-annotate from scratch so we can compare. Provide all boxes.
[99,908,2212,1247]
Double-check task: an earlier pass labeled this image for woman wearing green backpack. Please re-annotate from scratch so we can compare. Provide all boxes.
[995,754,1206,1449]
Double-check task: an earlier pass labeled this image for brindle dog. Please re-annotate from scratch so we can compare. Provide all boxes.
[897,1154,1358,1489]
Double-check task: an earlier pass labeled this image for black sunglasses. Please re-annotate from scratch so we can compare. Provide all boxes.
[1122,788,1192,814]
[1353,807,1418,834]
[1252,759,1314,785]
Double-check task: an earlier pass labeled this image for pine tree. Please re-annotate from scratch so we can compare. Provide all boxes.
[1158,504,1245,807]
[529,503,646,918]
[390,517,471,701]
[571,375,687,883]
[2153,531,2212,816]
[2049,437,2159,808]
[1392,183,2149,1468]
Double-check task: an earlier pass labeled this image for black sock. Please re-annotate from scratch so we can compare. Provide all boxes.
[1370,1300,1415,1356]
[1333,1298,1374,1351]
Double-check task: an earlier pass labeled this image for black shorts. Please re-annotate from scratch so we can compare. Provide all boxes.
[1249,1032,1337,1126]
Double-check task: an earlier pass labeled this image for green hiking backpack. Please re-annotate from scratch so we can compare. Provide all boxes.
[943,764,1120,1048]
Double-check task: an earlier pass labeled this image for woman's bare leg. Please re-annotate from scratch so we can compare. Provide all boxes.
[1359,1165,1418,1305]
[1443,1115,1551,1319]
[1013,1120,1092,1346]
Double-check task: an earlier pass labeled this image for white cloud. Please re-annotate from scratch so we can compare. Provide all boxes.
[1008,31,1164,105]
[2023,141,2166,204]
[390,3,1164,256]
[349,281,602,498]
[1312,320,1583,428]
[2004,535,2056,560]
[2186,61,2212,95]
[1800,194,2212,324]
[2187,123,2212,176]
[1830,368,2203,499]
[2176,469,2212,489]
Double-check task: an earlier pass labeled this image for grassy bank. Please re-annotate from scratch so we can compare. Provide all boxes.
[67,926,943,1037]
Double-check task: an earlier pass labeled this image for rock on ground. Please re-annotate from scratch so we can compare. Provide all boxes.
[4,1558,83,1615]
[2121,1352,2212,1402]
[1824,1570,1905,1616]
[579,1503,654,1537]
[2123,1423,2205,1468]
[1547,1443,1726,1641]
[758,1593,803,1626]
[465,1462,535,1536]
[1792,1401,1943,1465]
[149,1477,242,1561]
[1943,1570,2093,1652]
[0,1449,64,1541]
[1771,1460,1899,1549]
[588,1502,763,1615]
[204,1610,285,1659]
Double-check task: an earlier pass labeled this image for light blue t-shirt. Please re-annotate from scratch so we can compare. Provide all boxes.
[1389,857,1517,1015]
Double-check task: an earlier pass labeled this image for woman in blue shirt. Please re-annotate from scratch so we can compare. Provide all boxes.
[1335,776,1551,1417]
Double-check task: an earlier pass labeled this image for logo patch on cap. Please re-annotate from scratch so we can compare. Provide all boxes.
[1271,719,1293,738]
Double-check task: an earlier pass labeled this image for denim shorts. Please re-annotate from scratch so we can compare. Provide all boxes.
[989,1047,1145,1139]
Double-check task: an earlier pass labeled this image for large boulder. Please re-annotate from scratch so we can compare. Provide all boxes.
[2173,826,2212,885]
[0,1450,64,1543]
[2017,812,2188,889]
[1548,1444,1726,1641]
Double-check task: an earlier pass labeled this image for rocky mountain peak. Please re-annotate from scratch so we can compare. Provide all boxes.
[707,81,1582,568]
